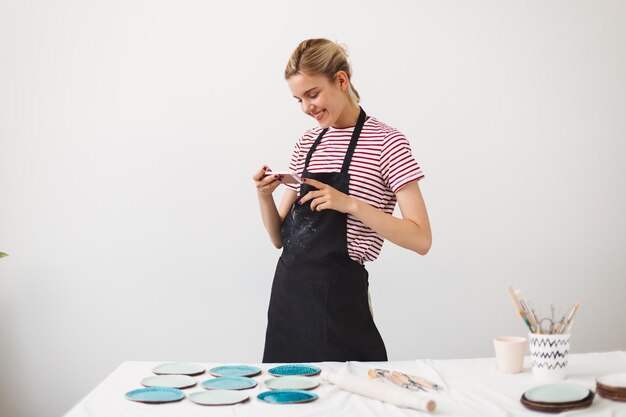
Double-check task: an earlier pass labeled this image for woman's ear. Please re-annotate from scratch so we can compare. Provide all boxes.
[335,71,349,92]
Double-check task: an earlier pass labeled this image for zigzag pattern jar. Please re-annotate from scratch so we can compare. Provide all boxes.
[529,332,570,381]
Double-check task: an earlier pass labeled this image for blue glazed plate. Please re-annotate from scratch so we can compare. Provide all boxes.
[152,362,205,376]
[201,376,258,390]
[257,389,318,404]
[209,365,261,377]
[189,390,249,405]
[525,383,590,403]
[125,387,185,403]
[268,364,321,377]
[141,375,196,389]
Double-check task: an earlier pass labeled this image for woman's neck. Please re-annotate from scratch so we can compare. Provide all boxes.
[332,103,361,129]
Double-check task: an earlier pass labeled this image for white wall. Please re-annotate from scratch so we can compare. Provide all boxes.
[1,1,625,416]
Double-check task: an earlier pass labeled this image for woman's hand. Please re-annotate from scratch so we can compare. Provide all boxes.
[252,166,282,196]
[298,178,356,214]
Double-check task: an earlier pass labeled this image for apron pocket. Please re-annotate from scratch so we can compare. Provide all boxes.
[271,260,329,343]
[283,278,329,342]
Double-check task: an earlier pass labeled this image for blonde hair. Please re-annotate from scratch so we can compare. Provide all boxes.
[285,38,360,104]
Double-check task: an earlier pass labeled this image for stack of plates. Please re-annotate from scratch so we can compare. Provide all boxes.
[596,373,626,401]
[520,383,594,413]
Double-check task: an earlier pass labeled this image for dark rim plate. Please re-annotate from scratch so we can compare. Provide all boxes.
[597,388,626,401]
[521,391,594,412]
[597,382,626,394]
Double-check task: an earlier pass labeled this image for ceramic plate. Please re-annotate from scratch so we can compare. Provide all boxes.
[209,365,261,377]
[597,373,626,389]
[201,376,258,390]
[189,390,249,405]
[521,392,594,412]
[125,387,185,403]
[257,389,318,404]
[265,376,319,390]
[152,362,205,376]
[141,375,197,389]
[268,364,321,377]
[525,383,590,403]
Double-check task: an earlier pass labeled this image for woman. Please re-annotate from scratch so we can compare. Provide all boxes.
[252,38,431,363]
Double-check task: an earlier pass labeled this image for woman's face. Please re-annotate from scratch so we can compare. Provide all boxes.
[287,72,349,128]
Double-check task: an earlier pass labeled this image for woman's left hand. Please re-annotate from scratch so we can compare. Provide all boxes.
[298,178,355,214]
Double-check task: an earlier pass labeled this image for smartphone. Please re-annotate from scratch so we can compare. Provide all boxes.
[265,170,303,185]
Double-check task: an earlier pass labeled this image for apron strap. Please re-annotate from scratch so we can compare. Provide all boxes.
[341,107,366,174]
[304,128,328,170]
[303,107,367,173]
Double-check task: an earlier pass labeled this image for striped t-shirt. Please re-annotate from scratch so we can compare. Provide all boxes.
[285,116,424,263]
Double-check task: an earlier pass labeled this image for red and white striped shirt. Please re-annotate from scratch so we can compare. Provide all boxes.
[285,116,424,263]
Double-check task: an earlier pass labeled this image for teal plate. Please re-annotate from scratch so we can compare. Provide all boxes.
[209,365,261,377]
[201,376,258,390]
[268,364,321,377]
[125,387,185,403]
[257,389,318,404]
[525,383,590,403]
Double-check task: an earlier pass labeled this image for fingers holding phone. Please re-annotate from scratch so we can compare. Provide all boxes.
[253,165,281,196]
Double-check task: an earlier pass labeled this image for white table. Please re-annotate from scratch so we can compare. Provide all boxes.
[64,351,626,416]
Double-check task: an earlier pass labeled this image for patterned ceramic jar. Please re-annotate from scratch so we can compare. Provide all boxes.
[529,332,570,381]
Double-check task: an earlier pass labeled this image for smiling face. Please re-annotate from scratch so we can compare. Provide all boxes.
[287,71,352,129]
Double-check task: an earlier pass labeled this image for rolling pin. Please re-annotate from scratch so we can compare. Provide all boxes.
[321,370,436,413]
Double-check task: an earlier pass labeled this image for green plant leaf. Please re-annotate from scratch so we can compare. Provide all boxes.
[0,252,8,258]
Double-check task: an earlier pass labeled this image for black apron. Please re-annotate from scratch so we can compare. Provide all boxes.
[263,108,388,363]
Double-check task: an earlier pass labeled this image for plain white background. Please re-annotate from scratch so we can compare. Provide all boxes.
[1,1,625,416]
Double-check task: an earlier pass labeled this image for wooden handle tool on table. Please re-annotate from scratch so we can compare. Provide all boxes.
[323,370,436,413]
[369,368,443,392]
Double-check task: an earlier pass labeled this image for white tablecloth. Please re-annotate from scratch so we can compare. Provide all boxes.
[64,351,626,416]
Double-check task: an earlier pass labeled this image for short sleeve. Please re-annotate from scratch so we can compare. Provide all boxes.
[381,130,424,193]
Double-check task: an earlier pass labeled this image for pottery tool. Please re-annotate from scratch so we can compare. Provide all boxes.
[561,301,580,333]
[322,370,436,413]
[508,286,534,332]
[368,369,419,390]
[369,369,443,392]
[391,371,443,392]
[515,290,538,332]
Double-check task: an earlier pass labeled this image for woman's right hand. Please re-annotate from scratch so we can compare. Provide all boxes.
[252,165,282,196]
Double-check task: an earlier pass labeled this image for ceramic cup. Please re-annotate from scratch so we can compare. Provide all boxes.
[529,332,570,381]
[493,336,527,373]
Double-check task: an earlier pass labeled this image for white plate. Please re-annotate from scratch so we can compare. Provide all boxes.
[141,375,197,389]
[525,383,590,403]
[265,376,319,390]
[597,373,626,389]
[189,390,249,405]
[152,362,205,375]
